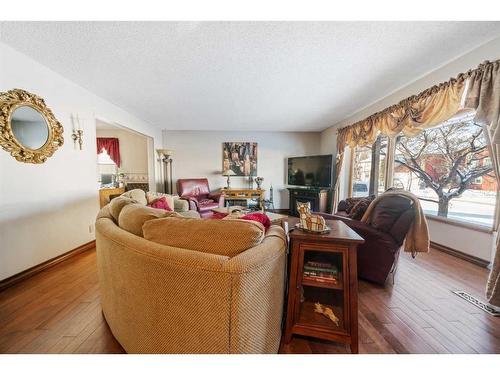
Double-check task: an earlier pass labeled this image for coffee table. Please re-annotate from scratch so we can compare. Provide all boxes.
[211,206,288,225]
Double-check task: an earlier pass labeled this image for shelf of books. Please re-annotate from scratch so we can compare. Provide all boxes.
[301,275,343,290]
[301,255,343,289]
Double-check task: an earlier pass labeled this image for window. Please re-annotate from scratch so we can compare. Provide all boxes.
[350,135,388,197]
[392,116,497,228]
[97,148,118,185]
[352,145,372,197]
[473,176,483,185]
[97,147,116,165]
[346,111,498,228]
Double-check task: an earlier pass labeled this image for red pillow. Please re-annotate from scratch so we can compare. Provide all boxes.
[148,196,172,211]
[240,212,271,230]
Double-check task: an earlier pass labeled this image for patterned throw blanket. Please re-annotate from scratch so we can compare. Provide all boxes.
[361,190,430,256]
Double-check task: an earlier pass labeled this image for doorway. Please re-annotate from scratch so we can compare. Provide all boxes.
[95,119,155,206]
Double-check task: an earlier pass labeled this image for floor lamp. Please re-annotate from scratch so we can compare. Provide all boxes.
[157,149,173,194]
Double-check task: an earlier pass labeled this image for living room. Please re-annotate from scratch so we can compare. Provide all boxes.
[1,1,500,372]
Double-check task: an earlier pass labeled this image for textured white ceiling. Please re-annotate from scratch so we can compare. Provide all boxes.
[1,22,500,132]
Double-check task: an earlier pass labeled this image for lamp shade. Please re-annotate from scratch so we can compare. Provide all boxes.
[222,169,236,176]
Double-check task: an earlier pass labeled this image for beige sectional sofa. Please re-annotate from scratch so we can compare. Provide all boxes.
[95,191,287,353]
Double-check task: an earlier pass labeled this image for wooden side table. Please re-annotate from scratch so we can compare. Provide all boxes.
[221,188,265,209]
[99,187,125,208]
[284,218,364,353]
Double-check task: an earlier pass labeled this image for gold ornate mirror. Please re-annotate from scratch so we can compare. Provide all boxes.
[0,89,64,163]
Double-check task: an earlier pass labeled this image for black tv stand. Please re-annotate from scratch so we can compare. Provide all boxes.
[287,187,333,217]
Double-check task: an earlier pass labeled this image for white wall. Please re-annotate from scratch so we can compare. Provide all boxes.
[320,37,500,261]
[0,42,163,280]
[96,127,149,177]
[163,130,322,209]
[427,218,494,261]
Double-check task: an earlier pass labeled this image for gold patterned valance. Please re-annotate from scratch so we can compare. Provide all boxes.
[336,59,500,154]
[465,59,500,144]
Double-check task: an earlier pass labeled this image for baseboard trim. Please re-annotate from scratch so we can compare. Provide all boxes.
[0,240,96,292]
[431,241,489,268]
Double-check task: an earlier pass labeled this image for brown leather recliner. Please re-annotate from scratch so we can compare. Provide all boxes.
[177,178,225,218]
[318,194,415,285]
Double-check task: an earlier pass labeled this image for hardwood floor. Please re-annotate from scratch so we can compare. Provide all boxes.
[0,246,499,354]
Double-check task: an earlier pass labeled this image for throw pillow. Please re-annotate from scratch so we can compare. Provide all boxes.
[143,217,265,257]
[146,192,175,210]
[148,196,173,211]
[109,196,137,222]
[240,212,271,230]
[118,203,180,237]
[121,189,148,206]
[343,197,362,214]
[349,195,375,220]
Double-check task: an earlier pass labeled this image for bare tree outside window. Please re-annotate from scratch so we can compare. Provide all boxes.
[394,118,497,222]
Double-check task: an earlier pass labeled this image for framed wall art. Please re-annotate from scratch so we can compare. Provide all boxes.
[222,142,257,176]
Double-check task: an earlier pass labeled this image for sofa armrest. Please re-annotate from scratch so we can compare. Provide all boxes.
[335,217,399,253]
[224,226,287,273]
[180,196,199,211]
[208,192,225,207]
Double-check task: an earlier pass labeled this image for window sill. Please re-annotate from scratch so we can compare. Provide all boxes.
[425,214,494,234]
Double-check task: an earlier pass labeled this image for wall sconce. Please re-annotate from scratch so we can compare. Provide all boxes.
[157,149,174,194]
[72,129,83,150]
[71,114,83,150]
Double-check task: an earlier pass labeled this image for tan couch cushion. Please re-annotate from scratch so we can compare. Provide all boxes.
[121,189,148,206]
[146,192,175,210]
[109,196,137,222]
[118,203,181,237]
[143,217,265,257]
[178,210,201,218]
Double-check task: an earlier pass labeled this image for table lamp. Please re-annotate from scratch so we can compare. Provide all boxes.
[222,169,236,189]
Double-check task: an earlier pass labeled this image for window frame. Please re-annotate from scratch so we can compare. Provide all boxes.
[346,128,499,232]
[348,134,391,198]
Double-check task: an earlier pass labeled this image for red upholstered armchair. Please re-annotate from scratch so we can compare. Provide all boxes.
[177,178,225,218]
[317,194,415,285]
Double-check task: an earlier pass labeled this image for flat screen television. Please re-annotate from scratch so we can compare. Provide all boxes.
[287,154,333,188]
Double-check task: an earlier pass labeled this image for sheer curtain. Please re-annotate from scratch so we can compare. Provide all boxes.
[465,60,500,307]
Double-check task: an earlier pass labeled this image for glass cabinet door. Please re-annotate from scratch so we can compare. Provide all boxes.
[294,245,349,333]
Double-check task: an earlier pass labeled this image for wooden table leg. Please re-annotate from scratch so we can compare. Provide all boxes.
[350,341,359,354]
[349,243,359,354]
[283,240,299,344]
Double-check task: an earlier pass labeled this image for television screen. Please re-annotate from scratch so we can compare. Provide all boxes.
[287,155,333,188]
